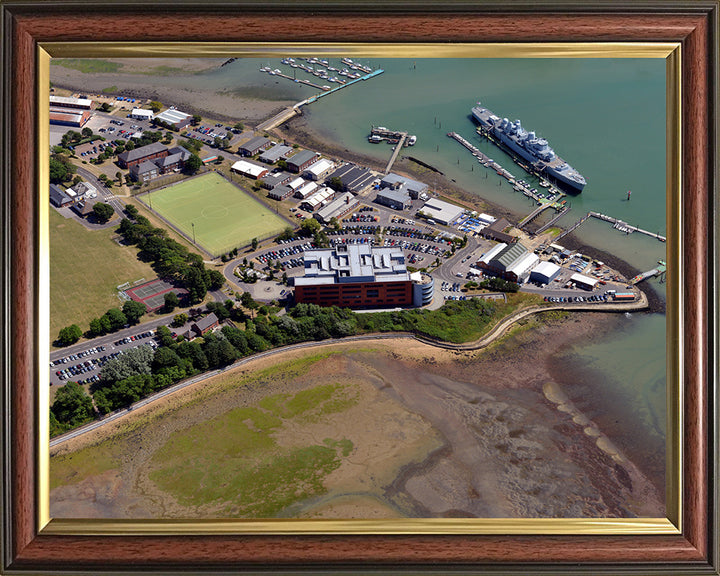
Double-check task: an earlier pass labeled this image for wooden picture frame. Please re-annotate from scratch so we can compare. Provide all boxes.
[2,1,717,573]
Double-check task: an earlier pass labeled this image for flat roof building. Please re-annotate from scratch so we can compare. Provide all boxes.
[375,187,411,210]
[381,173,428,198]
[421,198,465,225]
[294,244,413,309]
[231,160,269,180]
[130,108,154,120]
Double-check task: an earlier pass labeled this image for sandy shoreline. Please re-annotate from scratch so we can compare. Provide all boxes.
[50,312,664,519]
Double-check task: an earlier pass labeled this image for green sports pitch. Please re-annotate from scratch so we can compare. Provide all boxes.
[145,172,287,256]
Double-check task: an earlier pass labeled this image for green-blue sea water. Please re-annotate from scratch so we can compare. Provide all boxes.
[174,57,670,491]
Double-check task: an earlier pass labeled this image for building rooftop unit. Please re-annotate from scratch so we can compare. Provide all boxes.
[381,173,428,196]
[295,244,409,287]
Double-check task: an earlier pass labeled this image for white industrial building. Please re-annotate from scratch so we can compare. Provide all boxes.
[315,192,357,223]
[505,252,539,283]
[294,181,319,200]
[570,272,599,291]
[529,261,562,285]
[49,95,93,109]
[421,198,465,225]
[300,187,334,211]
[130,108,154,120]
[303,158,335,181]
[231,160,268,180]
[153,108,192,129]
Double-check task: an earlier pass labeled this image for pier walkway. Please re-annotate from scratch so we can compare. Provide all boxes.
[630,261,667,284]
[535,205,571,234]
[556,212,591,241]
[588,212,666,242]
[384,133,408,174]
[256,106,301,131]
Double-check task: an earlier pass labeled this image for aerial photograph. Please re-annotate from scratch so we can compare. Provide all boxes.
[47,54,667,520]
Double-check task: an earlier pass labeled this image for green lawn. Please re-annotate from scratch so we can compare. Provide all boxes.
[145,172,287,256]
[49,209,155,345]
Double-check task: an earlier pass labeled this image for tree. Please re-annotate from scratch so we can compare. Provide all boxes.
[99,345,154,384]
[156,325,175,347]
[192,114,202,125]
[122,300,146,325]
[72,175,83,186]
[50,382,94,431]
[99,102,112,112]
[204,268,225,291]
[251,237,259,250]
[92,202,115,223]
[148,100,163,112]
[300,218,321,235]
[49,154,75,184]
[233,122,244,130]
[328,176,344,192]
[56,324,82,346]
[172,313,188,327]
[124,204,139,219]
[183,154,202,175]
[88,317,107,337]
[81,127,93,137]
[185,266,207,303]
[115,171,123,184]
[163,291,180,312]
[276,159,288,170]
[103,307,128,331]
[125,139,136,151]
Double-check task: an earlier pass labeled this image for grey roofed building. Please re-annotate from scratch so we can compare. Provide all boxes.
[268,185,294,200]
[49,184,72,207]
[380,173,428,198]
[238,136,272,156]
[315,192,357,223]
[155,152,186,171]
[285,149,319,172]
[259,144,293,164]
[117,142,169,168]
[259,170,293,190]
[130,160,159,181]
[375,187,412,210]
[167,146,192,161]
[326,163,376,192]
[492,242,530,272]
[482,217,516,244]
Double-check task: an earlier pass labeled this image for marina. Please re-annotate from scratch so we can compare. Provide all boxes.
[556,211,666,243]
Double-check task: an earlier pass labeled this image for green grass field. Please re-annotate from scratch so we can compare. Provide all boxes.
[50,209,155,346]
[145,172,287,256]
[50,58,123,74]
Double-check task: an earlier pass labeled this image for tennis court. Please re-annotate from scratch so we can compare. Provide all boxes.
[145,172,287,256]
[126,279,187,312]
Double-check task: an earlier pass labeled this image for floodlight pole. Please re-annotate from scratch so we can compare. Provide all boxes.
[192,222,196,244]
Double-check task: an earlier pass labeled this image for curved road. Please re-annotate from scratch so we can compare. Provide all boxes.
[49,294,648,448]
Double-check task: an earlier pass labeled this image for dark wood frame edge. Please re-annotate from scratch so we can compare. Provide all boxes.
[2,2,717,574]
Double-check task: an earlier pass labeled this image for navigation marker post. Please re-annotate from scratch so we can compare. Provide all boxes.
[627,190,632,201]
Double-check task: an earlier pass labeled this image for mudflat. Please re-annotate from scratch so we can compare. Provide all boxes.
[50,313,663,519]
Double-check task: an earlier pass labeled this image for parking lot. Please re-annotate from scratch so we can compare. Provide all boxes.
[49,329,158,387]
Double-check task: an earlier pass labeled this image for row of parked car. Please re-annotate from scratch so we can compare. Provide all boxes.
[544,294,609,303]
[257,242,314,265]
[51,345,106,367]
[113,330,155,346]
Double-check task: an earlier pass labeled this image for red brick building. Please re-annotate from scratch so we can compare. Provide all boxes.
[293,244,413,309]
[117,142,169,169]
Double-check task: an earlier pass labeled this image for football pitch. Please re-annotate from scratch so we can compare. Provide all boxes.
[145,173,287,256]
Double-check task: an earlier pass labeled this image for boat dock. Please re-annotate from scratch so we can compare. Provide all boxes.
[555,212,591,241]
[384,133,408,174]
[630,260,667,284]
[447,131,564,204]
[588,212,666,242]
[534,205,571,234]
